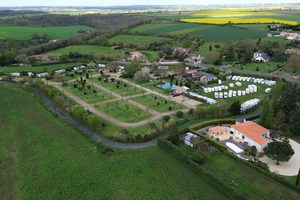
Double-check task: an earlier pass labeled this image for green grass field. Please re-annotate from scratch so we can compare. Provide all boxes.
[109,34,170,46]
[131,94,186,113]
[233,62,281,73]
[95,100,152,123]
[48,45,123,57]
[93,79,144,97]
[65,83,115,104]
[201,151,300,200]
[0,63,77,74]
[130,22,268,41]
[0,83,228,199]
[0,25,92,40]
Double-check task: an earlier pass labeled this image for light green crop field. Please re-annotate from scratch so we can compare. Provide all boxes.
[0,83,228,200]
[131,94,186,113]
[109,34,171,46]
[95,100,152,123]
[48,45,123,57]
[0,25,93,40]
[0,63,77,74]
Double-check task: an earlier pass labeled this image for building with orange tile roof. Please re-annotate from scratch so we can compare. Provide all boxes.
[230,121,270,152]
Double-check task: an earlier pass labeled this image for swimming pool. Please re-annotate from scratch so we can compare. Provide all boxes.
[161,83,176,90]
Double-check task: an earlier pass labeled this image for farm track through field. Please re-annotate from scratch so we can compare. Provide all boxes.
[30,86,158,149]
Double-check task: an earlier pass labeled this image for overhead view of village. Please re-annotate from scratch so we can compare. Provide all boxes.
[0,1,300,200]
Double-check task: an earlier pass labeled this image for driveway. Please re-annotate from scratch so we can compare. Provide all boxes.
[261,139,300,176]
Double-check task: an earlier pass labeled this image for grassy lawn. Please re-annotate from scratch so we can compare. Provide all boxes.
[0,25,92,40]
[95,100,152,123]
[64,83,115,104]
[0,83,227,199]
[201,151,300,200]
[131,94,186,113]
[48,45,124,58]
[199,80,272,105]
[109,34,170,46]
[232,62,281,73]
[0,63,77,74]
[93,79,145,97]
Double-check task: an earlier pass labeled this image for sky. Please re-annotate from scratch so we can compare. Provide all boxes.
[1,0,300,7]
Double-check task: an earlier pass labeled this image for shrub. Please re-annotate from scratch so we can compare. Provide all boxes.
[192,152,206,165]
[175,111,184,118]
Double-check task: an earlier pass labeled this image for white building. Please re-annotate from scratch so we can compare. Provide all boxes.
[54,69,66,75]
[36,72,49,78]
[230,121,270,152]
[180,132,199,147]
[253,50,270,62]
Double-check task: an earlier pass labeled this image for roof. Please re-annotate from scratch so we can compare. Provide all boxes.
[209,126,227,133]
[231,121,269,145]
[181,132,199,142]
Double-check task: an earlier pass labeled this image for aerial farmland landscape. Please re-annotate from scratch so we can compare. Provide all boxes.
[0,0,300,199]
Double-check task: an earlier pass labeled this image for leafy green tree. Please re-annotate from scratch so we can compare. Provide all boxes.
[260,100,274,128]
[264,141,295,165]
[229,100,241,115]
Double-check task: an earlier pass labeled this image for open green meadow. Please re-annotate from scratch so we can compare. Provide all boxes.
[0,83,228,199]
[130,22,268,41]
[131,94,186,113]
[95,100,152,123]
[232,62,281,73]
[0,25,92,40]
[0,62,77,74]
[201,151,300,200]
[48,45,123,57]
[109,34,171,46]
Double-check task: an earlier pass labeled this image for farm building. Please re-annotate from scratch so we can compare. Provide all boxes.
[180,132,199,147]
[253,50,270,62]
[230,121,270,152]
[173,47,189,57]
[186,70,217,83]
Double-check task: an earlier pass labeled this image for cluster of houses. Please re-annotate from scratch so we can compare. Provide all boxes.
[280,31,300,41]
[181,119,271,157]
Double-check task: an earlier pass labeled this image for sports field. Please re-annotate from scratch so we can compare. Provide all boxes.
[0,83,228,200]
[0,25,93,40]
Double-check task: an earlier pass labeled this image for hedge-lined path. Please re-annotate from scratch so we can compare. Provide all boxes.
[30,86,158,149]
[45,80,188,128]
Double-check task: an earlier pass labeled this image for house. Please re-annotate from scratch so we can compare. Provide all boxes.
[180,132,199,147]
[130,52,147,62]
[253,51,270,62]
[184,53,203,64]
[285,48,300,56]
[186,70,217,83]
[173,47,189,57]
[280,32,300,40]
[230,121,270,152]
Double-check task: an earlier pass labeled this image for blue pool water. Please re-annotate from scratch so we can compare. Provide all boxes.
[162,83,176,90]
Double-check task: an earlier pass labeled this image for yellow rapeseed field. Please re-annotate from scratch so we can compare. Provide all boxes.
[180,18,299,25]
[192,10,271,17]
